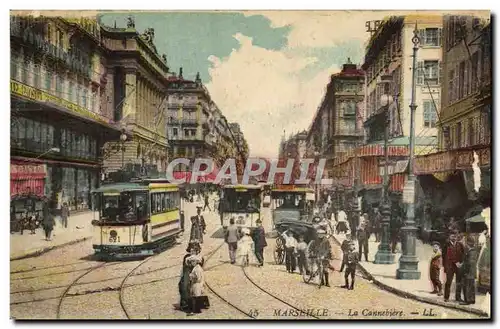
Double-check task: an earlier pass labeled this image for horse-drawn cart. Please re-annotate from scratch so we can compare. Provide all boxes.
[273,220,318,265]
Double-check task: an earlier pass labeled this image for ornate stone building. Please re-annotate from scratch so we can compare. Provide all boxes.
[100,16,171,175]
[10,14,121,211]
[166,70,248,175]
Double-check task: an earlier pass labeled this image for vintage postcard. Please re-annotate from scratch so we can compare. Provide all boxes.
[9,10,491,320]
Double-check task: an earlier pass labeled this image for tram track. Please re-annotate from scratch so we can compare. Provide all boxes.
[119,240,227,319]
[203,245,321,320]
[241,266,322,319]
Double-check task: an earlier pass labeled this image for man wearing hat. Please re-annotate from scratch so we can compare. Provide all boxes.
[252,218,267,267]
[309,228,333,287]
[461,236,479,305]
[429,241,443,295]
[190,206,207,244]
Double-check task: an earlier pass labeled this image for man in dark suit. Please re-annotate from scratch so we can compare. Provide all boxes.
[190,207,207,243]
[461,236,478,305]
[251,219,267,267]
[444,232,465,302]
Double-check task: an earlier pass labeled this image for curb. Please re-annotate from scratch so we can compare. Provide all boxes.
[330,235,489,318]
[10,236,92,261]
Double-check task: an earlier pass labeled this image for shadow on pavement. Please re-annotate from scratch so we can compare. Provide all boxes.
[210,227,226,239]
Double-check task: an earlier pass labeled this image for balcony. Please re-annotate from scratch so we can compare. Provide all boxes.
[11,21,93,80]
[181,118,198,126]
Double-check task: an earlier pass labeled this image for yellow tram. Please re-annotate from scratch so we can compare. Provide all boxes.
[220,184,263,231]
[91,178,182,259]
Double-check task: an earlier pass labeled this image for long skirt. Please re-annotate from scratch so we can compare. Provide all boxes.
[178,277,191,311]
[190,225,203,243]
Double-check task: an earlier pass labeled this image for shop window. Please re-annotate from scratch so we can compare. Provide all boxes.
[76,169,90,210]
[62,167,76,210]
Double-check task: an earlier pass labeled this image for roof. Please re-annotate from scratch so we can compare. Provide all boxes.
[272,187,315,193]
[92,183,148,193]
[223,185,263,190]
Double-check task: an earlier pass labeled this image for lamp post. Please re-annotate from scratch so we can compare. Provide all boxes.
[396,24,421,280]
[120,130,127,168]
[374,92,395,264]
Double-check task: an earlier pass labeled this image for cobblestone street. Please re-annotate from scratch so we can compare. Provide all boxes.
[10,202,480,320]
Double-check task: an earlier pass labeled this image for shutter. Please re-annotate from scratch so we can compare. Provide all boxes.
[438,61,443,84]
[417,61,424,85]
[438,28,443,47]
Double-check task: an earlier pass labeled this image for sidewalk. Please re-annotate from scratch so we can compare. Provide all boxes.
[10,211,97,260]
[332,233,490,317]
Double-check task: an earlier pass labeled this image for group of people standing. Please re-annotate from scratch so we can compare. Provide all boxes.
[429,231,479,305]
[224,218,267,267]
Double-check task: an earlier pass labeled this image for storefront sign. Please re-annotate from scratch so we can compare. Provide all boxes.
[11,163,46,175]
[10,80,111,125]
[414,151,454,174]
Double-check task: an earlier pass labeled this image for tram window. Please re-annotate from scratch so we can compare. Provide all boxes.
[161,193,167,212]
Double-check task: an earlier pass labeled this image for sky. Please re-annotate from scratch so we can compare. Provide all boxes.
[97,10,489,158]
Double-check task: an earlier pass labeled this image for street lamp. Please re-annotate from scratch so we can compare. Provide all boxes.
[35,147,60,159]
[374,91,395,264]
[120,130,127,168]
[396,24,421,280]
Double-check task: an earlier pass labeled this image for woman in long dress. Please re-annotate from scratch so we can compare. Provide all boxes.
[178,241,201,312]
[188,255,209,315]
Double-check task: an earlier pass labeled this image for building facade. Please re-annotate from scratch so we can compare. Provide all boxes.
[414,15,491,221]
[329,60,365,163]
[166,70,248,175]
[10,15,122,211]
[100,17,171,175]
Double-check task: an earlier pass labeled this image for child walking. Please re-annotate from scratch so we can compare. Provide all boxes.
[429,241,443,296]
[237,228,254,267]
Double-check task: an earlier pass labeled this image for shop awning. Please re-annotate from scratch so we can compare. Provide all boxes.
[466,214,485,223]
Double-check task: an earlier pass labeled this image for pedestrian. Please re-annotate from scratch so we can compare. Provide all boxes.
[225,218,239,264]
[309,229,333,287]
[188,255,209,315]
[281,229,297,273]
[296,235,308,275]
[237,228,254,267]
[336,209,349,234]
[357,221,369,262]
[443,232,465,303]
[372,208,382,242]
[251,219,267,267]
[339,233,352,272]
[190,207,206,244]
[461,236,478,305]
[61,202,70,229]
[203,194,211,212]
[42,206,55,241]
[178,240,202,312]
[429,241,443,296]
[390,214,402,253]
[341,242,359,290]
